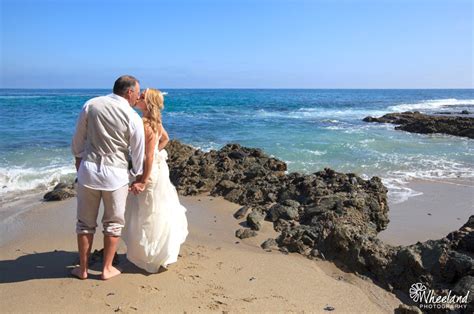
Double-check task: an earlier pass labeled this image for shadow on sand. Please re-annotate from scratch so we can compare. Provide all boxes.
[0,250,166,283]
[0,250,78,283]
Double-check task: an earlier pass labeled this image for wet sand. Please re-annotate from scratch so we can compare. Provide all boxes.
[379,179,474,246]
[0,194,400,313]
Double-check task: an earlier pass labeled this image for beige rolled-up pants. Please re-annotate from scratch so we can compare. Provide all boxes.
[76,183,129,237]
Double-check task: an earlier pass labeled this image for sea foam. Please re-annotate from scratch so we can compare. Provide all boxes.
[389,98,474,112]
[0,165,75,198]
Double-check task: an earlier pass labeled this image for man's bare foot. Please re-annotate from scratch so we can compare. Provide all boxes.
[71,267,88,280]
[101,266,121,280]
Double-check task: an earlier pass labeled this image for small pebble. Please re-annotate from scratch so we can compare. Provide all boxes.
[324,306,335,311]
[249,277,256,281]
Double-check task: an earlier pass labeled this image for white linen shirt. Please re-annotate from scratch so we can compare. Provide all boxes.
[71,94,145,191]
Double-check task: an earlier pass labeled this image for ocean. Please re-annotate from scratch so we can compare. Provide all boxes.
[1,89,473,204]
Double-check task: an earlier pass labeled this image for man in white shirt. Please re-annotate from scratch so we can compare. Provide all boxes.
[71,75,145,280]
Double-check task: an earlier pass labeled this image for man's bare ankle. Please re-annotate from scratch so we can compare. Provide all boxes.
[101,265,121,280]
[71,267,88,280]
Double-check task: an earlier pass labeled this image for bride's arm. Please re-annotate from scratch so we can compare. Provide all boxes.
[131,124,156,194]
[158,124,169,151]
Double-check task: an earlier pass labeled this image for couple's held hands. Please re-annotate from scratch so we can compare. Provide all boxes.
[129,179,146,195]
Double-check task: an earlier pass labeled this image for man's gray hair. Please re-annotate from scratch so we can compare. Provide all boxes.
[113,75,139,96]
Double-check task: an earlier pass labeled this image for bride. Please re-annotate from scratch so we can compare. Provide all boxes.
[123,88,188,273]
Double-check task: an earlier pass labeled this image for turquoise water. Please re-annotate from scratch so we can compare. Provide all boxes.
[1,89,473,203]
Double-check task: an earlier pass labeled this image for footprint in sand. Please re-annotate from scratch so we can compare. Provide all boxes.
[190,251,210,260]
[271,294,287,301]
[82,289,93,299]
[207,298,228,311]
[183,262,199,270]
[233,266,243,273]
[189,274,202,282]
[139,285,160,294]
[207,303,219,310]
[242,296,257,303]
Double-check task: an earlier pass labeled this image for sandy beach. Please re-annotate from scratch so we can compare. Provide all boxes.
[0,193,402,313]
[1,177,473,313]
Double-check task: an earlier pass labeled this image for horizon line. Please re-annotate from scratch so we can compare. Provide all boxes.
[1,87,473,90]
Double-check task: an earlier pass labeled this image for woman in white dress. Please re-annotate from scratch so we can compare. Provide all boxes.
[123,88,188,273]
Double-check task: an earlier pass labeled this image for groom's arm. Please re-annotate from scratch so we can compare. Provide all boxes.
[71,102,89,171]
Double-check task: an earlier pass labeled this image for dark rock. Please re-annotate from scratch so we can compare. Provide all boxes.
[43,182,76,201]
[363,111,474,139]
[453,275,474,297]
[266,192,278,202]
[218,180,238,190]
[443,252,474,283]
[247,210,264,231]
[458,232,474,252]
[224,188,245,203]
[261,238,278,250]
[234,206,251,219]
[235,228,257,239]
[267,203,299,222]
[273,219,292,232]
[228,151,247,159]
[394,304,422,314]
[283,199,300,208]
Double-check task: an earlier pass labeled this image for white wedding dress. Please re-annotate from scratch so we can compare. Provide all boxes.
[123,140,188,273]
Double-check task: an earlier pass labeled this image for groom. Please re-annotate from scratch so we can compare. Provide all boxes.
[71,75,145,280]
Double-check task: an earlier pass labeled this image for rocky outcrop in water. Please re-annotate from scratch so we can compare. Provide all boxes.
[433,110,471,115]
[43,182,76,201]
[167,140,473,312]
[363,111,474,139]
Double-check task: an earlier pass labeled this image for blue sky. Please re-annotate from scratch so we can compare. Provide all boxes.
[0,0,472,88]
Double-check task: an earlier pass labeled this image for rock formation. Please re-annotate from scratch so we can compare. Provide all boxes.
[167,140,473,312]
[363,111,474,139]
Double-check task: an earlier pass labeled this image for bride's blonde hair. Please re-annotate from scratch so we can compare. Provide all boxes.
[143,88,164,134]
